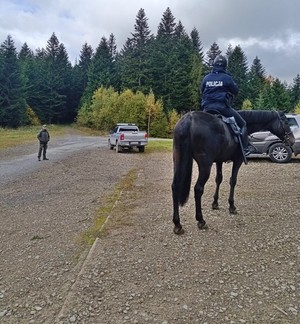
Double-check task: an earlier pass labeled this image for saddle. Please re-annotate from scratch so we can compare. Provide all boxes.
[206,110,248,164]
[206,110,240,143]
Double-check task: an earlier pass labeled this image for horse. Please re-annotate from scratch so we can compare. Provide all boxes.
[172,110,295,235]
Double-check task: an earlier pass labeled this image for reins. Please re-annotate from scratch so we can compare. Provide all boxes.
[276,112,293,144]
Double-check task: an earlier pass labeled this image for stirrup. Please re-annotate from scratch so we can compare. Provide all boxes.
[244,149,251,156]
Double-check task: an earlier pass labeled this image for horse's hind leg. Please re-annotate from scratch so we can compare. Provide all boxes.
[228,161,243,214]
[212,162,223,210]
[194,163,211,230]
[172,182,184,235]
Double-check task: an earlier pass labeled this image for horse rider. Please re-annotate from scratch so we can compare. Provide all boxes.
[200,54,251,156]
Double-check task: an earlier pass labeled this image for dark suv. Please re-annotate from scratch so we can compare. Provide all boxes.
[249,114,300,163]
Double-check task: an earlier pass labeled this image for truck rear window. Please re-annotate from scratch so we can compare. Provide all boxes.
[119,128,138,132]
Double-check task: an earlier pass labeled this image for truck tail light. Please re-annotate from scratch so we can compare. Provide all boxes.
[120,133,124,140]
[145,133,148,139]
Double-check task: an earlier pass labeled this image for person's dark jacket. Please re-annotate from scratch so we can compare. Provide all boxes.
[37,130,50,143]
[201,66,238,110]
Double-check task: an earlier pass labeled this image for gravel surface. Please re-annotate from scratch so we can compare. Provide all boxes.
[0,139,299,324]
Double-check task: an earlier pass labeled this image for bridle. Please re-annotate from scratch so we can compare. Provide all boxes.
[277,112,294,146]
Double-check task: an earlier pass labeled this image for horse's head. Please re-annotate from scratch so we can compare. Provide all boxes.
[278,112,295,146]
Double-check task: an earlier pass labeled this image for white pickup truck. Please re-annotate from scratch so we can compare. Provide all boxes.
[108,123,148,153]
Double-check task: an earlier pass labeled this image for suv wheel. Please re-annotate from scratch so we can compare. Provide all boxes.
[269,143,292,163]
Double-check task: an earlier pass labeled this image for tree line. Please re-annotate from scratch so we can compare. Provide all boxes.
[1,7,300,134]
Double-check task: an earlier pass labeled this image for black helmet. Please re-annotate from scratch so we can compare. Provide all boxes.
[213,55,227,68]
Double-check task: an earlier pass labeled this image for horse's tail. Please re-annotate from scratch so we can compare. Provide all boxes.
[172,116,193,206]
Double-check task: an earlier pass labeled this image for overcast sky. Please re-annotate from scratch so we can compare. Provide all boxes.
[1,0,299,84]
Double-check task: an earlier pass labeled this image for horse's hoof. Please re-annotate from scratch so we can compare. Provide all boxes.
[229,208,237,214]
[173,226,184,235]
[212,203,219,210]
[198,222,208,230]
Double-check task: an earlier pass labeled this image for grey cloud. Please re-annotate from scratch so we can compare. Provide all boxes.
[0,0,299,84]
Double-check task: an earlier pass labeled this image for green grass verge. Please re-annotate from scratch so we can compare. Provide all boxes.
[81,168,138,246]
[146,139,173,153]
[0,124,103,150]
[0,125,67,149]
[0,125,174,153]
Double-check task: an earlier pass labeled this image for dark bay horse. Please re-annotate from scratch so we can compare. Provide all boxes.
[172,110,295,235]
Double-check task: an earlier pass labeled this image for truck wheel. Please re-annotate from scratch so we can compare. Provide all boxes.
[108,139,113,150]
[138,146,145,153]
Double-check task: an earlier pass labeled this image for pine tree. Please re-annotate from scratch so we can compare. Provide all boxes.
[190,28,205,109]
[57,43,75,122]
[227,45,248,108]
[190,27,204,60]
[18,42,35,104]
[83,36,117,105]
[0,35,27,127]
[270,78,291,112]
[73,42,94,109]
[119,8,152,93]
[205,42,221,67]
[169,21,199,112]
[157,7,176,38]
[25,50,49,121]
[108,34,121,91]
[147,7,178,111]
[256,79,272,109]
[22,33,73,123]
[247,56,266,108]
[131,8,152,47]
[257,77,291,111]
[174,21,186,38]
[41,33,71,123]
[226,44,234,58]
[118,38,137,90]
[289,74,300,109]
[18,42,34,59]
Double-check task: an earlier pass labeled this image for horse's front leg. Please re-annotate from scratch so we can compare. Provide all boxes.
[212,162,223,210]
[228,161,243,214]
[194,163,211,230]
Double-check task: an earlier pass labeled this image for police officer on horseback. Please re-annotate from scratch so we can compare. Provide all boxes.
[200,54,251,156]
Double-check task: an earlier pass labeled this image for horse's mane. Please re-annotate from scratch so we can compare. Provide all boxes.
[238,110,278,124]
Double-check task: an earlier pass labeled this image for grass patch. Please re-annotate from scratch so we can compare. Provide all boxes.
[0,124,104,150]
[81,168,138,246]
[0,125,69,149]
[0,125,173,153]
[73,125,106,136]
[31,235,44,240]
[146,139,173,153]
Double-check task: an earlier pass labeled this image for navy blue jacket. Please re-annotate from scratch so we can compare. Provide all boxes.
[201,67,238,110]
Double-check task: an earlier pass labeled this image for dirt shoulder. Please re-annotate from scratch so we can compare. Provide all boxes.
[0,144,145,323]
[0,143,299,323]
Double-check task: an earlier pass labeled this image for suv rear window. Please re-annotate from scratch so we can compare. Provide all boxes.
[287,117,299,128]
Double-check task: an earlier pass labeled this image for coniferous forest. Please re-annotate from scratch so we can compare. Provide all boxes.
[1,7,300,136]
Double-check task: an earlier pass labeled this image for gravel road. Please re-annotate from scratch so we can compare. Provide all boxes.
[0,137,299,324]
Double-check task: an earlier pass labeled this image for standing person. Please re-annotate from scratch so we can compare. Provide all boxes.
[37,124,50,161]
[200,54,251,156]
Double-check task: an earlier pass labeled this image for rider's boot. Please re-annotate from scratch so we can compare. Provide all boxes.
[240,126,251,156]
